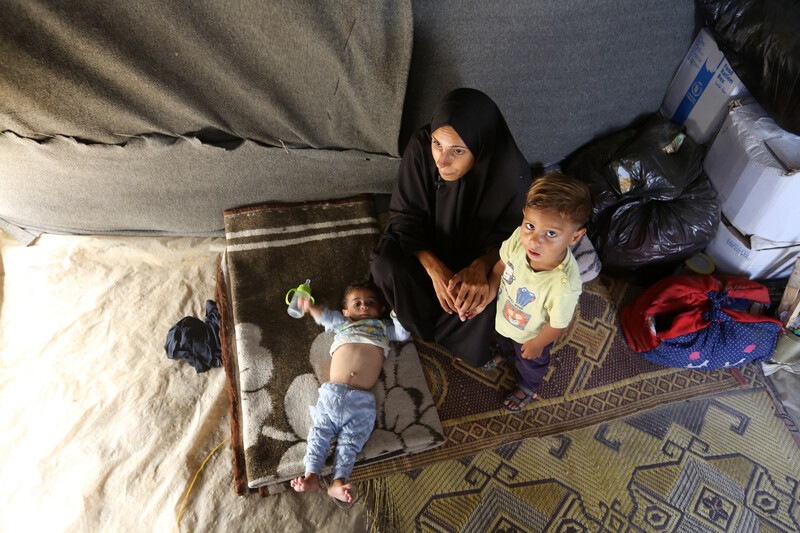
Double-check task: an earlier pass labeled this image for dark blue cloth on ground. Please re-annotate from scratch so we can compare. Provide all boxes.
[164,300,222,373]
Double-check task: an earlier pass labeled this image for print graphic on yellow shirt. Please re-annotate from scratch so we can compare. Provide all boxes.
[495,227,583,344]
[500,267,536,330]
[502,298,530,329]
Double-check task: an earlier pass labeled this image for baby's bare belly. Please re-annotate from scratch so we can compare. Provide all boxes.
[329,343,384,390]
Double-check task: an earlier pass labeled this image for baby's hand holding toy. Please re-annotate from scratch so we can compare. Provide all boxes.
[286,279,314,318]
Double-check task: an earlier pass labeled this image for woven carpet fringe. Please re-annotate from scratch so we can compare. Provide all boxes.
[362,477,400,533]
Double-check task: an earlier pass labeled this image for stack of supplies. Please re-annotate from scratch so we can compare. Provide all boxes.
[703,100,800,279]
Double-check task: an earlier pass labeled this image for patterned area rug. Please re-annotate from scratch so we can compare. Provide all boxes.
[350,275,746,482]
[364,375,800,532]
[220,196,443,493]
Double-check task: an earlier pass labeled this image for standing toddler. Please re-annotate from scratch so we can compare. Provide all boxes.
[485,171,591,412]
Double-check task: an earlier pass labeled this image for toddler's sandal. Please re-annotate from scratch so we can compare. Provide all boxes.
[482,344,509,371]
[502,387,537,413]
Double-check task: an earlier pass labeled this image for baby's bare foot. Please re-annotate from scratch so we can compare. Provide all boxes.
[327,479,354,503]
[290,473,320,493]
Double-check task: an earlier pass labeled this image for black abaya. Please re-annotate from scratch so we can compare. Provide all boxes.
[371,88,530,367]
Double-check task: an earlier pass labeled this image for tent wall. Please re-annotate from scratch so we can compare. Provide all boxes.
[0,0,697,240]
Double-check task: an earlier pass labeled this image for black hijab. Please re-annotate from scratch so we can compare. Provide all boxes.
[385,88,530,270]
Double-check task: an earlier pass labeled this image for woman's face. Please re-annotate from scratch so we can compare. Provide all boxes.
[431,126,475,181]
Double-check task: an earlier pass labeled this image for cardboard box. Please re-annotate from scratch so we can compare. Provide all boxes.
[705,221,800,280]
[704,100,800,243]
[660,28,747,144]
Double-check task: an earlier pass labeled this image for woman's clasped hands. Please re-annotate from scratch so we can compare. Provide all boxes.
[422,253,493,322]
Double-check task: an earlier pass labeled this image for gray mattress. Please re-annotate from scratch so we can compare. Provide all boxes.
[0,0,697,241]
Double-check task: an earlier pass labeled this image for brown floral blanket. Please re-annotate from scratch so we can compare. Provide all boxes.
[218,196,443,493]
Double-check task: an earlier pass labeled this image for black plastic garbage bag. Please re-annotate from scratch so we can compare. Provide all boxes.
[590,177,721,270]
[562,127,636,220]
[697,0,800,136]
[606,116,704,201]
[564,115,704,217]
[563,114,719,272]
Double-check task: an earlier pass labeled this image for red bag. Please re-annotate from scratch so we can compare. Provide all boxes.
[621,274,782,369]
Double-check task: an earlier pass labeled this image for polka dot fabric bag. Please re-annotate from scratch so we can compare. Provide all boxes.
[621,274,783,370]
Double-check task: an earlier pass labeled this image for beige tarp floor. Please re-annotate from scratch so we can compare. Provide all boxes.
[3,231,799,532]
[0,232,365,532]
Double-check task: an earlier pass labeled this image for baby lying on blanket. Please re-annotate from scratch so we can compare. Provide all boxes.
[290,280,410,502]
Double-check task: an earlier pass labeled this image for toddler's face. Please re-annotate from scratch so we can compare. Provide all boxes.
[342,288,383,320]
[520,207,585,271]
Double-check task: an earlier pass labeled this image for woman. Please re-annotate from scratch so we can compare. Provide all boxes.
[370,88,530,367]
